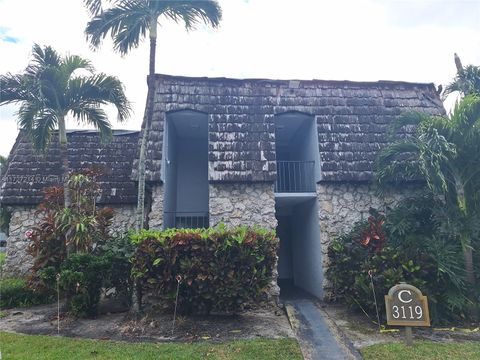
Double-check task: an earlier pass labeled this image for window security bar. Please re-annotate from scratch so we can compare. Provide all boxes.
[275,161,316,193]
[164,212,209,229]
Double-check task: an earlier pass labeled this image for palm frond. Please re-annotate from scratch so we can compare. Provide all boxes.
[17,101,44,134]
[85,0,222,55]
[449,94,480,138]
[20,107,58,153]
[61,55,94,78]
[83,0,118,15]
[445,64,480,97]
[85,1,150,53]
[376,139,420,168]
[67,74,131,122]
[112,4,150,55]
[387,111,429,139]
[157,0,222,30]
[26,44,61,76]
[417,127,456,194]
[0,73,33,105]
[71,106,112,141]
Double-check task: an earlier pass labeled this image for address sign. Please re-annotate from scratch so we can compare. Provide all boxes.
[385,283,430,327]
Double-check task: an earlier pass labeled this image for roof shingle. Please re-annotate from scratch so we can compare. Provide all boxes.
[133,74,444,183]
[1,130,139,205]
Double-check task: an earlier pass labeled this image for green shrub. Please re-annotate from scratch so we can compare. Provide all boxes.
[0,252,5,269]
[58,253,111,317]
[327,215,425,319]
[131,225,278,314]
[0,278,51,309]
[35,233,134,317]
[96,232,135,303]
[327,195,475,324]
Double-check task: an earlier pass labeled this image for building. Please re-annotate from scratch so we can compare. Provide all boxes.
[0,75,444,298]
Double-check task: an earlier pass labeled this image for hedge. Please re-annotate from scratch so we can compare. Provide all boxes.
[0,278,52,309]
[131,225,278,314]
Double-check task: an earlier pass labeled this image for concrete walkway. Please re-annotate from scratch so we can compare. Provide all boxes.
[283,291,362,360]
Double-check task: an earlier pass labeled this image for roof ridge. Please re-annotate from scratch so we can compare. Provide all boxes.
[59,129,140,135]
[154,73,436,88]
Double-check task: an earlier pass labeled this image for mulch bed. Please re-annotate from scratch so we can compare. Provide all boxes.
[0,300,294,343]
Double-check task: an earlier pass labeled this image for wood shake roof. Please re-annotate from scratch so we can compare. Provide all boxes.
[134,74,444,183]
[1,130,139,205]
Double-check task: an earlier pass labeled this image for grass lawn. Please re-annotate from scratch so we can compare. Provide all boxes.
[0,332,302,360]
[361,341,480,360]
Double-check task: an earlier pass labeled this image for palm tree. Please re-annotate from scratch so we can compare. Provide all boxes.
[0,44,131,207]
[444,54,480,97]
[376,95,480,316]
[84,0,222,231]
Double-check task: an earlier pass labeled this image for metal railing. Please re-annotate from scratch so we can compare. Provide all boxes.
[275,161,316,193]
[164,212,209,229]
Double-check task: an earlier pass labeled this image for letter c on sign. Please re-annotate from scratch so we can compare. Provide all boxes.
[398,290,413,303]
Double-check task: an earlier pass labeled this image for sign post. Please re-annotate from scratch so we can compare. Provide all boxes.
[385,283,430,346]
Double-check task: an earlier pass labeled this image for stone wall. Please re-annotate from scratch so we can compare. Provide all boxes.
[148,185,164,230]
[3,206,37,277]
[148,183,277,230]
[317,182,418,295]
[110,205,137,234]
[2,204,138,278]
[209,183,279,300]
[209,183,277,229]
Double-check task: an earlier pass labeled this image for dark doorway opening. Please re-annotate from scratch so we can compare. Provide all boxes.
[163,110,209,229]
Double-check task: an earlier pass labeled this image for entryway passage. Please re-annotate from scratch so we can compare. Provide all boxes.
[282,289,361,360]
[276,196,323,298]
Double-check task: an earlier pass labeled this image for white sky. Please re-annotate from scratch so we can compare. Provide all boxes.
[0,0,479,157]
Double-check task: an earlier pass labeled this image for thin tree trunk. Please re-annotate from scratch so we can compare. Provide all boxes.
[463,243,478,321]
[463,246,476,287]
[132,19,158,314]
[453,176,477,319]
[58,116,73,256]
[135,19,157,232]
[58,117,71,208]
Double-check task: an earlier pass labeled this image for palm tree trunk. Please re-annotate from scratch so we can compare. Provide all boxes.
[58,116,71,208]
[463,245,476,287]
[132,18,158,314]
[135,18,157,232]
[58,116,73,256]
[148,19,157,76]
[135,111,149,232]
[463,240,478,320]
[455,177,478,319]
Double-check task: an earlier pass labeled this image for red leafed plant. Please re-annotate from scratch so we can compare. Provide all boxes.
[28,169,115,273]
[359,215,386,253]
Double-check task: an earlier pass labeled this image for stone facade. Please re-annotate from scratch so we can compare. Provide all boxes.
[316,182,418,294]
[2,204,137,277]
[209,183,277,229]
[148,185,164,230]
[110,205,137,234]
[2,177,420,303]
[3,206,37,277]
[209,182,279,299]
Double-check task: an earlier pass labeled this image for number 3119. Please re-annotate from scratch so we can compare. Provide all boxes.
[392,305,423,319]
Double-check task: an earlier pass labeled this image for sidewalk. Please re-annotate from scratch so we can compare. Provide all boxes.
[283,292,362,360]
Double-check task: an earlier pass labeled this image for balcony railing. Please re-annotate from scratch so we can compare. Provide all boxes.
[275,161,316,193]
[164,212,209,229]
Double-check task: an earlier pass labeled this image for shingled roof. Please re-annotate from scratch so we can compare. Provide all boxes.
[1,130,139,205]
[135,74,444,183]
